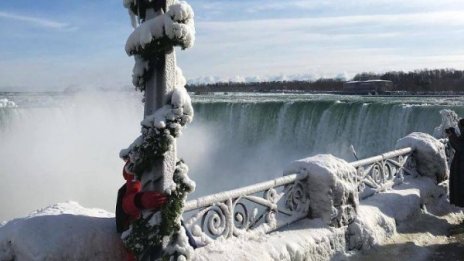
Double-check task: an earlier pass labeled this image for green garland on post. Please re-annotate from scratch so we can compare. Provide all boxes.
[123,110,191,179]
[120,101,194,259]
[122,160,195,259]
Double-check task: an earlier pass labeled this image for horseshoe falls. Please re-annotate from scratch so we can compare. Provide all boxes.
[1,92,464,221]
[184,94,464,196]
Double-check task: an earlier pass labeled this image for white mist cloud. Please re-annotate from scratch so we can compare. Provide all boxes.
[0,92,144,221]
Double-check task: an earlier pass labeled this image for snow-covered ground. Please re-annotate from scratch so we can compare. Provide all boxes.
[192,175,463,260]
[1,175,462,261]
[0,202,126,260]
[348,208,464,261]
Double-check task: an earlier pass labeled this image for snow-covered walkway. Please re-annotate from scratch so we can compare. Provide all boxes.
[348,208,464,261]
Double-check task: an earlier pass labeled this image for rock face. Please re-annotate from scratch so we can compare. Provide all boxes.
[396,132,448,183]
[284,154,359,227]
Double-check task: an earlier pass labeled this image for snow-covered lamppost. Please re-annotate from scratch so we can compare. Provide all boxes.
[120,0,196,259]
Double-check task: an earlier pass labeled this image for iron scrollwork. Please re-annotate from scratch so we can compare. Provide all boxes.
[183,147,414,246]
[183,180,310,245]
[354,149,413,199]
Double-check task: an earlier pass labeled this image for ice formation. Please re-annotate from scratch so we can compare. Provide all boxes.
[396,132,448,183]
[132,55,150,89]
[123,0,138,28]
[433,109,460,138]
[119,67,193,166]
[191,175,459,260]
[0,98,17,108]
[125,1,195,55]
[284,154,359,227]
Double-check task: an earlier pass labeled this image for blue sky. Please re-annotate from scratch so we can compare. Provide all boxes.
[1,0,464,90]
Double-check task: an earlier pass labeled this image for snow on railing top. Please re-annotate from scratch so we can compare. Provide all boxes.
[182,147,414,246]
[350,147,412,168]
[183,174,303,212]
[351,147,414,199]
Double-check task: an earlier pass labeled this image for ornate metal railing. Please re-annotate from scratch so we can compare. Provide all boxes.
[182,147,414,246]
[182,173,310,246]
[351,147,415,199]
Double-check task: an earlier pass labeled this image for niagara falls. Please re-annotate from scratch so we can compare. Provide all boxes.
[1,0,464,260]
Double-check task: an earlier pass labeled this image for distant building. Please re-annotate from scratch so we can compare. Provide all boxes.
[343,80,393,94]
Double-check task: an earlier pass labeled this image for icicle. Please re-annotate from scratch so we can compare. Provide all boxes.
[128,9,138,28]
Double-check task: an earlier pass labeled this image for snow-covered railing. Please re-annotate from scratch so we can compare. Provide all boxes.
[182,147,414,246]
[183,173,310,245]
[352,147,414,199]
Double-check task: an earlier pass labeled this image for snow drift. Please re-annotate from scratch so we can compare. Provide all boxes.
[283,154,359,227]
[396,132,448,183]
[0,202,126,261]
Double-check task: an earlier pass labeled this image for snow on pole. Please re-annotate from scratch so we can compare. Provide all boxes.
[141,0,177,211]
[120,0,196,259]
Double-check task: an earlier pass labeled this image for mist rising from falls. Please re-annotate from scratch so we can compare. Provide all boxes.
[0,92,143,222]
[1,92,463,221]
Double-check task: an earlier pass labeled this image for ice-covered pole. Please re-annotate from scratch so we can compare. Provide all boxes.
[140,0,177,202]
[121,0,196,259]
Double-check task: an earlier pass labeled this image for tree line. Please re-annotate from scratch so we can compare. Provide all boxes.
[186,78,344,93]
[353,69,464,92]
[186,69,464,93]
